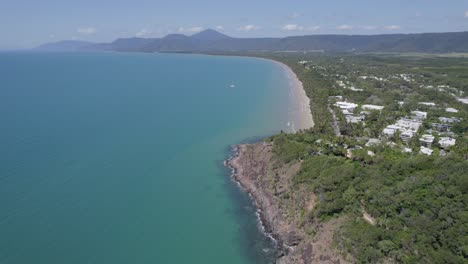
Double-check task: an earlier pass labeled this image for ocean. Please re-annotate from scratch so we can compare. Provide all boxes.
[0,52,298,264]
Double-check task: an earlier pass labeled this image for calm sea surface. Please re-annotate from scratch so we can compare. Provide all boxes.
[0,52,295,264]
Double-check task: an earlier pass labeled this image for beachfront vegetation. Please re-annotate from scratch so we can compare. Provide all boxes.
[264,53,468,263]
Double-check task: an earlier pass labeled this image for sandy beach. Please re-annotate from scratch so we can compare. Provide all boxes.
[257,58,314,132]
[274,60,314,132]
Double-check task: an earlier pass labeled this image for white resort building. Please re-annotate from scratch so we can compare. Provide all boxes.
[456,97,468,104]
[439,117,460,123]
[439,137,456,148]
[362,105,384,111]
[365,138,382,147]
[446,108,459,113]
[420,146,434,156]
[334,101,365,123]
[382,118,423,142]
[334,101,358,111]
[411,111,427,120]
[419,134,435,146]
[418,102,436,106]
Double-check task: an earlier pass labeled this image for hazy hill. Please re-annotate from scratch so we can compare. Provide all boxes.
[190,29,230,42]
[35,40,95,51]
[37,30,468,53]
[108,37,155,52]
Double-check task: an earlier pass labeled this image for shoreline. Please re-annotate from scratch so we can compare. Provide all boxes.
[225,145,279,244]
[223,56,346,264]
[256,58,314,132]
[226,143,347,264]
[225,143,301,264]
[225,144,289,262]
[222,56,318,263]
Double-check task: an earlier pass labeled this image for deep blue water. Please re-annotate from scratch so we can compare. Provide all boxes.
[0,52,294,263]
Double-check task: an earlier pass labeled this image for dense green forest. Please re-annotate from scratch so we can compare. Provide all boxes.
[271,132,467,263]
[264,53,468,263]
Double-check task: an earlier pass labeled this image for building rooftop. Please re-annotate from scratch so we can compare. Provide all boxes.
[446,107,459,113]
[419,134,435,145]
[346,115,364,124]
[349,86,364,92]
[439,137,456,148]
[335,101,358,109]
[456,97,468,105]
[362,104,384,111]
[402,147,412,153]
[365,138,381,147]
[418,102,436,106]
[396,118,423,131]
[382,117,423,141]
[439,117,461,123]
[420,146,434,156]
[411,111,427,120]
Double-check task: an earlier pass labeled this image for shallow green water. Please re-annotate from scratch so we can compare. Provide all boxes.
[0,52,294,263]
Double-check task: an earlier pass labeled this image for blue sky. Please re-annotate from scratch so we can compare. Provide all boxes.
[1,0,468,49]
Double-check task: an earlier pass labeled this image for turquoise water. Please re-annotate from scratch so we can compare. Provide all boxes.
[0,52,293,264]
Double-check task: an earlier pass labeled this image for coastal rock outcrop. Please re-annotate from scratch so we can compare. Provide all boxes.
[227,143,349,264]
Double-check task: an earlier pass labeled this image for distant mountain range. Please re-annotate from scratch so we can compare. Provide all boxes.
[36,29,468,53]
[36,40,96,51]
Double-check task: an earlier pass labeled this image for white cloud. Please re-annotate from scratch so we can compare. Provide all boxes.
[178,26,204,33]
[49,34,55,39]
[465,11,468,18]
[359,25,377,30]
[282,24,304,31]
[289,12,301,19]
[237,25,261,31]
[77,27,96,34]
[136,29,152,37]
[337,24,354,30]
[215,26,225,31]
[384,25,401,30]
[307,26,321,31]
